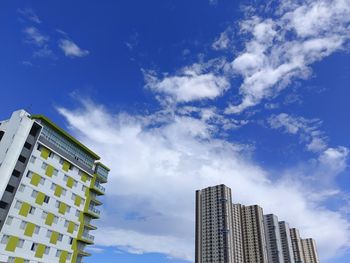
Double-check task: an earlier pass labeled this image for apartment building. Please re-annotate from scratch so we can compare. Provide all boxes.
[0,110,109,263]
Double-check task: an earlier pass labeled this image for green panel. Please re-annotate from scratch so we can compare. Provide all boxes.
[81,172,88,182]
[19,202,30,217]
[67,221,75,234]
[59,250,68,263]
[50,231,59,244]
[14,258,25,263]
[30,173,41,186]
[74,195,82,207]
[66,177,74,188]
[59,202,67,214]
[45,165,54,177]
[62,160,70,172]
[35,192,45,205]
[35,243,46,258]
[5,236,19,252]
[24,222,36,237]
[45,213,54,226]
[40,147,50,159]
[54,185,63,197]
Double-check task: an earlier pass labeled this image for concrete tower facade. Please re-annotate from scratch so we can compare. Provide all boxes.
[302,238,319,263]
[195,184,235,263]
[279,221,295,263]
[264,214,283,263]
[290,228,305,263]
[240,205,268,263]
[0,110,109,263]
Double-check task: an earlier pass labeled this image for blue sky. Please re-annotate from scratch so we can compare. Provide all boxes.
[1,0,350,262]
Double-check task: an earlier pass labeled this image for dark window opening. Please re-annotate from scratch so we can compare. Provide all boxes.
[29,124,40,137]
[24,142,32,150]
[0,131,4,142]
[18,155,26,163]
[5,185,15,193]
[0,201,8,209]
[12,169,21,178]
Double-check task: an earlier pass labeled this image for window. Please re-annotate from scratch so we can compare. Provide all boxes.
[29,206,35,215]
[31,190,38,198]
[0,201,8,209]
[15,200,22,209]
[46,230,52,238]
[69,237,73,245]
[56,249,61,257]
[20,220,27,230]
[58,233,63,242]
[18,239,24,248]
[24,142,32,150]
[41,162,48,170]
[43,196,50,204]
[62,189,67,196]
[8,257,15,263]
[1,235,9,244]
[63,175,68,182]
[39,177,45,185]
[66,206,71,213]
[59,158,64,165]
[53,216,58,224]
[18,184,25,192]
[71,193,76,201]
[73,180,78,187]
[5,184,15,193]
[67,252,72,260]
[44,246,50,255]
[34,225,40,234]
[30,156,36,164]
[75,210,80,217]
[12,169,21,178]
[55,201,60,208]
[31,242,38,251]
[18,155,26,163]
[51,183,56,190]
[41,211,48,219]
[53,169,58,176]
[26,171,33,178]
[5,216,13,225]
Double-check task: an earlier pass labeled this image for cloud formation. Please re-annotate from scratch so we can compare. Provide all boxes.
[144,63,229,103]
[58,39,90,58]
[268,113,328,152]
[226,0,350,113]
[58,101,350,262]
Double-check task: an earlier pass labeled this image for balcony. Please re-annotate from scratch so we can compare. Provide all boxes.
[95,163,109,183]
[78,233,94,245]
[92,182,105,195]
[90,193,102,206]
[85,205,100,218]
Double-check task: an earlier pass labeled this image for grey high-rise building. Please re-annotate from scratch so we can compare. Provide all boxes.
[195,184,235,263]
[195,184,320,263]
[301,238,319,263]
[264,214,283,263]
[279,221,295,263]
[290,228,305,263]
[239,204,268,263]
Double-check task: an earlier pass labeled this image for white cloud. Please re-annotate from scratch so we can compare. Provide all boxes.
[268,113,328,152]
[225,0,350,113]
[23,27,49,46]
[58,101,350,262]
[17,8,41,24]
[144,65,229,103]
[58,39,90,58]
[212,31,230,50]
